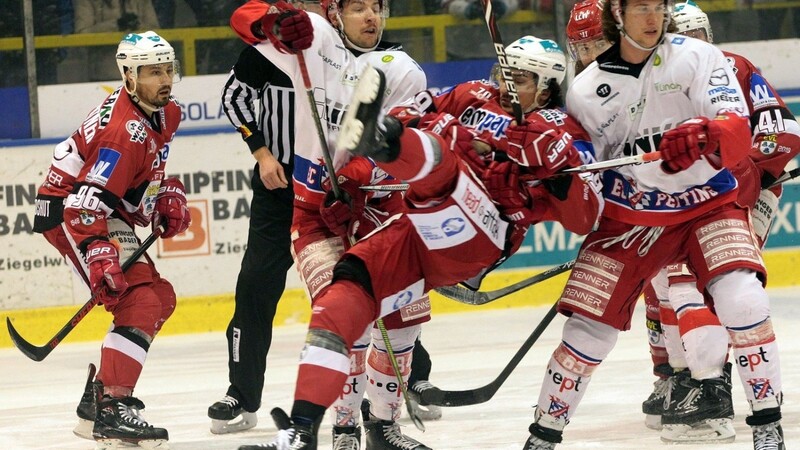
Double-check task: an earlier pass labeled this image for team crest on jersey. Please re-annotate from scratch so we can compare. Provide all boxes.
[126,120,147,144]
[758,135,778,155]
[86,148,121,186]
[79,209,96,226]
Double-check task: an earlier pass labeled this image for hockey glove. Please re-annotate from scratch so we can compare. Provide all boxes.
[260,8,314,52]
[482,161,537,226]
[659,116,721,174]
[86,240,128,307]
[153,177,191,239]
[320,174,367,239]
[499,121,581,179]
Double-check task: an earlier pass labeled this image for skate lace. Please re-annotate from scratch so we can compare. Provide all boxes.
[382,422,420,450]
[660,377,677,409]
[332,429,360,450]
[217,394,240,408]
[753,424,783,450]
[675,386,701,412]
[117,403,153,429]
[650,377,670,400]
[596,225,664,256]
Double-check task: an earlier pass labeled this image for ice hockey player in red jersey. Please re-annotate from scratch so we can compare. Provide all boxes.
[236,33,604,449]
[32,31,189,449]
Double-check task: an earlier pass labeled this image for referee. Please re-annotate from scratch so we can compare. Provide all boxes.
[208,31,296,434]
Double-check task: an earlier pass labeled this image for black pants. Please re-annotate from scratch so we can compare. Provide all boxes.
[225,163,294,413]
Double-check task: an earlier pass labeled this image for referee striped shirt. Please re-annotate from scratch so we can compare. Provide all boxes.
[222,45,295,166]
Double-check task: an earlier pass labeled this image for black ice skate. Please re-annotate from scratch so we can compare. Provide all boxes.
[337,66,403,162]
[208,393,258,434]
[93,396,169,449]
[237,408,316,450]
[363,416,431,450]
[523,422,563,450]
[641,363,672,430]
[660,365,734,444]
[332,425,361,450]
[747,407,785,450]
[74,363,103,440]
[408,381,443,421]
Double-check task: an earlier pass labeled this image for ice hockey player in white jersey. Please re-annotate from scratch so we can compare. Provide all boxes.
[521,0,787,449]
[229,1,430,450]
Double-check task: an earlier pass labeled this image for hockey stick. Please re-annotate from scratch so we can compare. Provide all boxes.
[561,150,662,173]
[434,259,575,305]
[6,228,162,362]
[768,166,800,189]
[420,299,559,407]
[480,0,523,124]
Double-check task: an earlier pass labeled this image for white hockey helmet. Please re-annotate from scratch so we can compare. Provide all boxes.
[116,31,180,83]
[673,0,713,42]
[504,36,567,93]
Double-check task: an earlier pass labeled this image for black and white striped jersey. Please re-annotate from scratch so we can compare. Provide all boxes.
[221,45,295,166]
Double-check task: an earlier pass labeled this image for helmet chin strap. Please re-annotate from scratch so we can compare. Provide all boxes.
[124,78,159,115]
[333,12,382,52]
[620,26,663,52]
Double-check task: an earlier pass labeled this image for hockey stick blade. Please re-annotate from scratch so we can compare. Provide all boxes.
[435,260,575,305]
[768,166,800,189]
[561,151,661,173]
[6,230,161,362]
[420,301,559,407]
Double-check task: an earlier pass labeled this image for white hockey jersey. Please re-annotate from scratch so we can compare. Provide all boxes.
[252,14,427,209]
[566,34,749,226]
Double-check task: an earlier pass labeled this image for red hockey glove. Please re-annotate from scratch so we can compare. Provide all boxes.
[153,177,191,239]
[86,240,128,307]
[320,174,367,239]
[482,161,537,225]
[659,117,721,174]
[448,125,488,175]
[500,121,581,178]
[260,8,314,52]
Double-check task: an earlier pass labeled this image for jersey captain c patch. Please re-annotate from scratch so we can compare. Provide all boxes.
[86,148,121,186]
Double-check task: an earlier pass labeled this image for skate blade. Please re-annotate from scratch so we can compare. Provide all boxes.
[74,418,94,440]
[210,412,258,434]
[660,418,735,444]
[644,414,662,431]
[409,400,443,421]
[95,438,168,449]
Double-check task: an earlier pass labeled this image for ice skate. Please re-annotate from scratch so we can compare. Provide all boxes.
[208,394,258,434]
[237,408,316,450]
[641,375,672,430]
[363,416,431,450]
[751,421,785,450]
[332,425,361,450]
[93,396,168,449]
[74,363,103,440]
[523,422,563,450]
[408,380,442,421]
[660,366,734,444]
[337,66,402,162]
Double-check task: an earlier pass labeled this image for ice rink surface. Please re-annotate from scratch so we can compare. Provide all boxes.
[1,288,798,450]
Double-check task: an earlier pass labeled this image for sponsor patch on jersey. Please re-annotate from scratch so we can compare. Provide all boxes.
[86,148,121,186]
[381,55,394,63]
[750,73,780,109]
[596,83,611,98]
[709,68,730,87]
[407,205,478,250]
[671,36,686,45]
[126,120,147,144]
[378,279,426,319]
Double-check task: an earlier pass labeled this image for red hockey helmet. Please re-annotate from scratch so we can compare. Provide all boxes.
[566,0,604,45]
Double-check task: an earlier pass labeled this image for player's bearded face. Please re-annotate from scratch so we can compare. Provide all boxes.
[341,0,383,49]
[134,63,175,108]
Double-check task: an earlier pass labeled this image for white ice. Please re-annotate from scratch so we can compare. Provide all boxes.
[1,288,798,450]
